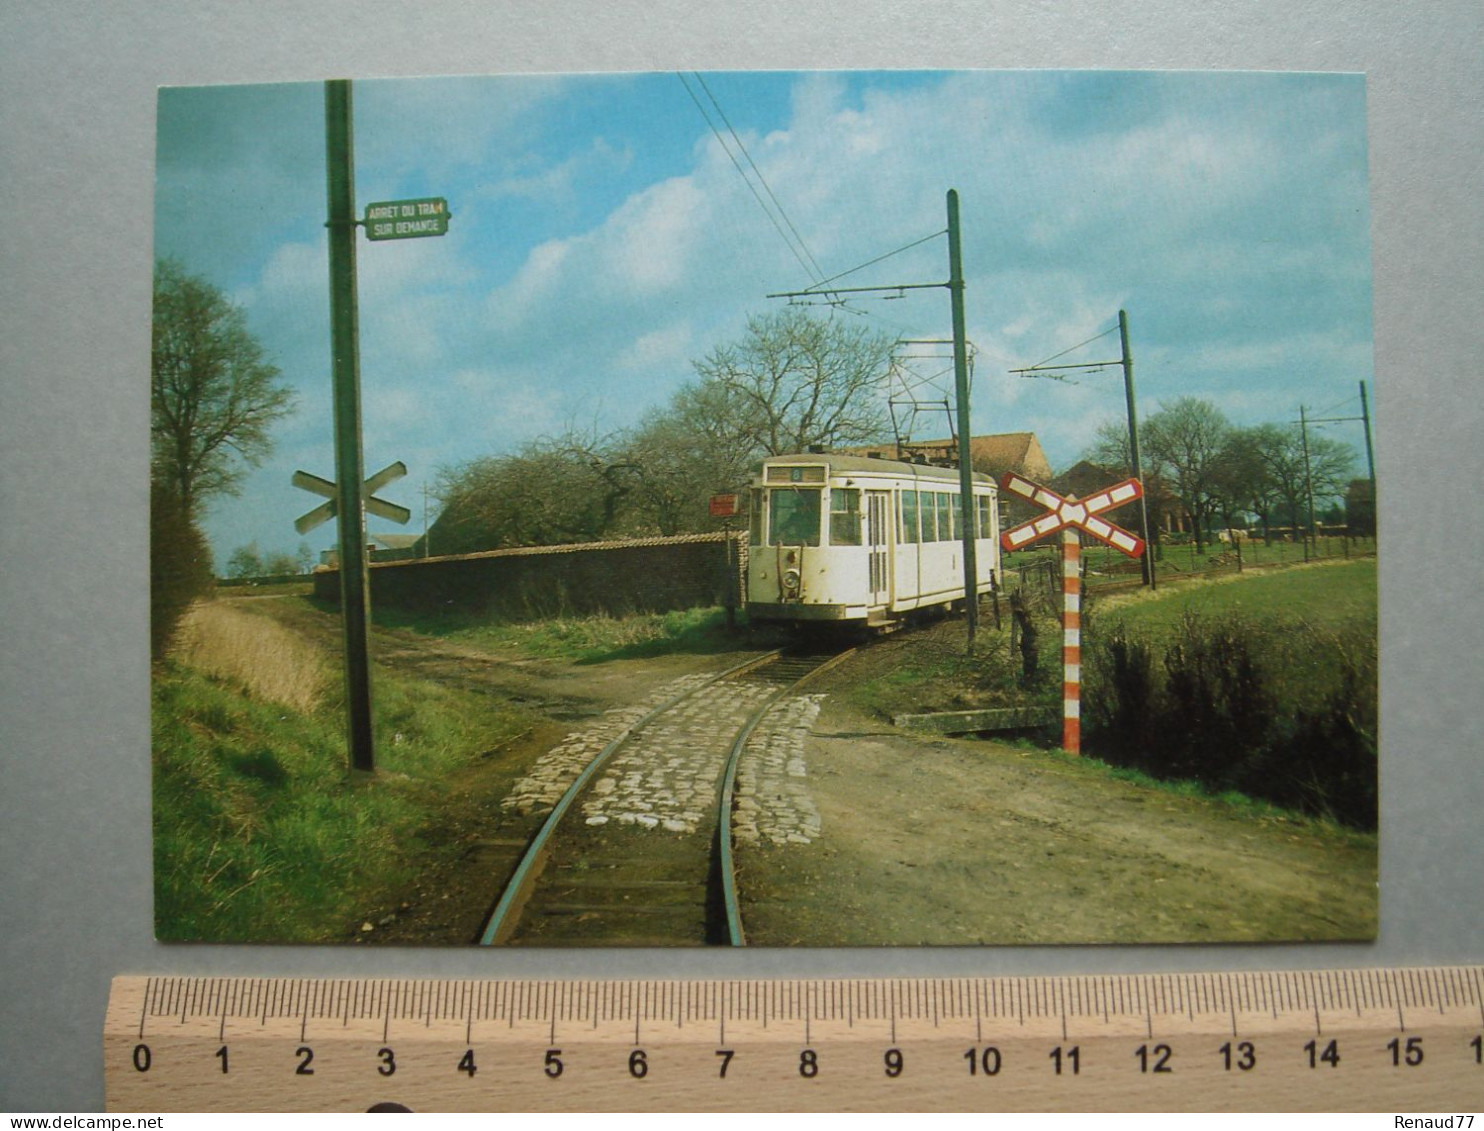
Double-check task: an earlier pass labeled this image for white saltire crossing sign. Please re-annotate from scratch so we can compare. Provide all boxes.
[999,472,1147,558]
[292,461,412,535]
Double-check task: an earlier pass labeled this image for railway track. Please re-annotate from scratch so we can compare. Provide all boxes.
[478,647,853,947]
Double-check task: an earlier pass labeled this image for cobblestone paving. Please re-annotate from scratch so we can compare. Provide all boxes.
[500,673,716,817]
[732,693,826,847]
[501,674,826,844]
[579,680,776,833]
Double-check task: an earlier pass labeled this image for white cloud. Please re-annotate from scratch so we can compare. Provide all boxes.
[614,322,694,374]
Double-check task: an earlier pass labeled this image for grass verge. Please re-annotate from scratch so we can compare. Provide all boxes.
[153,607,537,943]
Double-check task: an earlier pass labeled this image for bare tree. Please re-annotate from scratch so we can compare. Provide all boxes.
[692,307,895,455]
[1247,422,1355,537]
[620,380,760,535]
[1142,397,1234,554]
[1082,419,1171,550]
[151,259,295,516]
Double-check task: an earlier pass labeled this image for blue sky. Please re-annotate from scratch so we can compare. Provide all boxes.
[154,70,1374,564]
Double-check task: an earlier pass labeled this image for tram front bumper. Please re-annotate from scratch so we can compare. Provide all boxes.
[746,602,868,622]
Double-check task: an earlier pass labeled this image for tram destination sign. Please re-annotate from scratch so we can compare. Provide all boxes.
[363,197,451,241]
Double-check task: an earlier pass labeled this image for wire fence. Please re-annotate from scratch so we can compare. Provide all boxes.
[1003,530,1378,598]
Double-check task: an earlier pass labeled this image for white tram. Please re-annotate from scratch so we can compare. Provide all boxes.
[745,452,1000,628]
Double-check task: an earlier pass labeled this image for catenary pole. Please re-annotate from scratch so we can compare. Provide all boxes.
[947,189,979,648]
[325,79,376,773]
[1118,310,1155,589]
[1299,404,1316,561]
[1359,379,1377,526]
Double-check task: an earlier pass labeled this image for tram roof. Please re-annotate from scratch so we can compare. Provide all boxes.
[757,451,995,486]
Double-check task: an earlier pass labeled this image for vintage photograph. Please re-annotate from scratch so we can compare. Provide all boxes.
[150,70,1378,946]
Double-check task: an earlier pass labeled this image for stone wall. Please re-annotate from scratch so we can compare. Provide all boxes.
[312,532,746,620]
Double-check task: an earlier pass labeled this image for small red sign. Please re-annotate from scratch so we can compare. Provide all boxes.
[709,493,741,518]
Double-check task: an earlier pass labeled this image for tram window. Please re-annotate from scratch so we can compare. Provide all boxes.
[769,488,821,546]
[830,488,862,545]
[899,491,920,544]
[919,493,937,542]
[935,493,953,541]
[749,489,764,545]
[977,495,993,539]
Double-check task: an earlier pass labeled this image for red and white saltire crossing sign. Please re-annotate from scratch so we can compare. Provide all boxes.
[999,472,1146,558]
[998,471,1146,756]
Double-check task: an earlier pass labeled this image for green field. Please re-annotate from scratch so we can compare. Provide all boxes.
[1092,558,1377,634]
[1082,558,1377,828]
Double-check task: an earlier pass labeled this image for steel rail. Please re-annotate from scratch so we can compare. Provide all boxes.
[717,647,857,946]
[478,649,782,946]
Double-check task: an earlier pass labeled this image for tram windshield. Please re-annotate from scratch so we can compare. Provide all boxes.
[769,487,821,546]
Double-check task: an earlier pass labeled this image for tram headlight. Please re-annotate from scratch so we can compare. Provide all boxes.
[782,568,801,596]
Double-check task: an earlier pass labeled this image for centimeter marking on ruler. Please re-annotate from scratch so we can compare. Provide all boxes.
[106,969,1484,1112]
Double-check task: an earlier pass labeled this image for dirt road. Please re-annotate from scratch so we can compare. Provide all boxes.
[738,693,1377,946]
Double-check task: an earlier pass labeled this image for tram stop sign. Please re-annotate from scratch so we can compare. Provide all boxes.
[363,197,451,241]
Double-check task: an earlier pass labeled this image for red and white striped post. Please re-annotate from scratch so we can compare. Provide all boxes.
[1061,529,1082,754]
[999,471,1145,758]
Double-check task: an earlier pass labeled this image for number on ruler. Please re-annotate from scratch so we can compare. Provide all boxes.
[964,1047,1002,1076]
[1135,1044,1173,1074]
[1050,1046,1080,1075]
[1220,1041,1256,1071]
[1304,1039,1340,1069]
[883,1048,904,1078]
[1387,1037,1423,1067]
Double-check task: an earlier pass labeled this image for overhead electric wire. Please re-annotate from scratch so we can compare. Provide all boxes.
[677,72,832,297]
[1313,392,1360,419]
[1024,322,1120,371]
[691,73,830,287]
[803,229,949,292]
[677,74,954,349]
